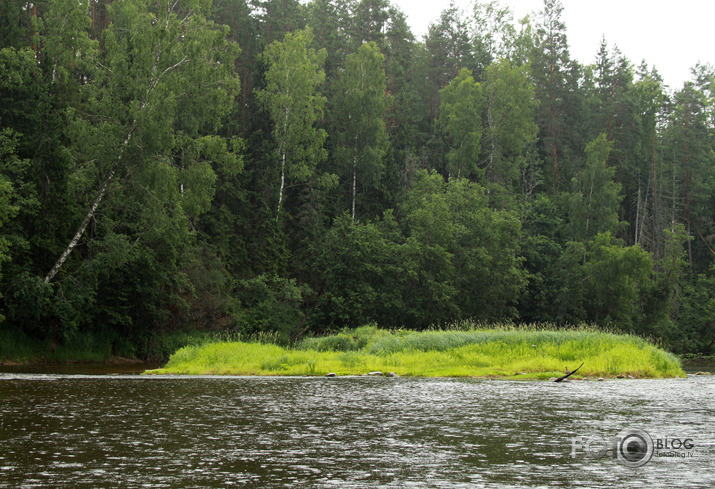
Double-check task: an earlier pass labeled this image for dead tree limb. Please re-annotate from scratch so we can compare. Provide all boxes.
[554,362,584,382]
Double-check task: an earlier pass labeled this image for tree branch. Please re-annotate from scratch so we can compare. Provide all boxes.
[554,362,583,382]
[693,221,715,257]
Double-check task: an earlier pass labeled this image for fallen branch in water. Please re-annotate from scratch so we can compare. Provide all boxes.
[554,362,584,382]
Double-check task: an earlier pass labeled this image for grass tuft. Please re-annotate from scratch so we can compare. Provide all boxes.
[147,323,685,379]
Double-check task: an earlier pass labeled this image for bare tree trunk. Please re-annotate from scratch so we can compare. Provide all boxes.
[276,108,289,223]
[277,150,286,222]
[44,122,136,283]
[488,98,497,179]
[554,362,583,382]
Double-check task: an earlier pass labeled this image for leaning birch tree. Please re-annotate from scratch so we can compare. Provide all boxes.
[44,0,241,283]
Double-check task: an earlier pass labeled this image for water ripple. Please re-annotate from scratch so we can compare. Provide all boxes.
[0,375,713,488]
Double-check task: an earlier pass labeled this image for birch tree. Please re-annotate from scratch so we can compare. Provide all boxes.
[44,0,241,284]
[438,68,483,181]
[333,42,388,221]
[471,0,516,71]
[483,60,537,188]
[256,28,327,222]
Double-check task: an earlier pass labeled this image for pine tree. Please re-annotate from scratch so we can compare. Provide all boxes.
[425,4,474,125]
[531,0,581,191]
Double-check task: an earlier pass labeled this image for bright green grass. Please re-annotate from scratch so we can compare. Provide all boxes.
[147,325,685,379]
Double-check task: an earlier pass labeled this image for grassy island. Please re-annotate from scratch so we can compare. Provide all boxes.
[146,325,685,379]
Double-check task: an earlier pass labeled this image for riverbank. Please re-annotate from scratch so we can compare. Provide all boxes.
[0,327,214,365]
[147,325,685,379]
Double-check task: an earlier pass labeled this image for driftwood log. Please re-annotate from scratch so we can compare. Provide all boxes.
[554,362,584,382]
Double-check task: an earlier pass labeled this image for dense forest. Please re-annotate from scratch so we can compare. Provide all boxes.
[0,0,713,359]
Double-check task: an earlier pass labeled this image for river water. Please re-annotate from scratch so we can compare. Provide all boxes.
[0,369,713,488]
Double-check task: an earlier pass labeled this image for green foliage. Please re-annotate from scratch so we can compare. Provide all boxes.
[678,266,715,353]
[0,324,113,363]
[332,41,389,219]
[38,0,97,90]
[563,134,624,241]
[424,4,474,102]
[0,0,712,361]
[313,170,524,329]
[482,60,538,187]
[256,27,327,217]
[0,0,244,345]
[0,131,22,296]
[0,326,36,362]
[553,233,654,330]
[401,171,526,321]
[531,0,582,191]
[471,1,517,69]
[235,274,312,343]
[580,233,653,327]
[311,212,405,327]
[297,324,386,351]
[438,68,483,180]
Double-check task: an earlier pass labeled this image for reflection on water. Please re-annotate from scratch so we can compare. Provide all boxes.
[0,372,713,488]
[682,361,715,375]
[0,363,161,376]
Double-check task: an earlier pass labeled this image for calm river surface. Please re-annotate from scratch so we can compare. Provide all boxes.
[0,369,713,488]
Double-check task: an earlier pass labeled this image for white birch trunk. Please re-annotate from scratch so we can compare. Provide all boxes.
[43,21,190,283]
[44,122,136,283]
[488,100,496,176]
[277,150,286,222]
[276,106,289,222]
